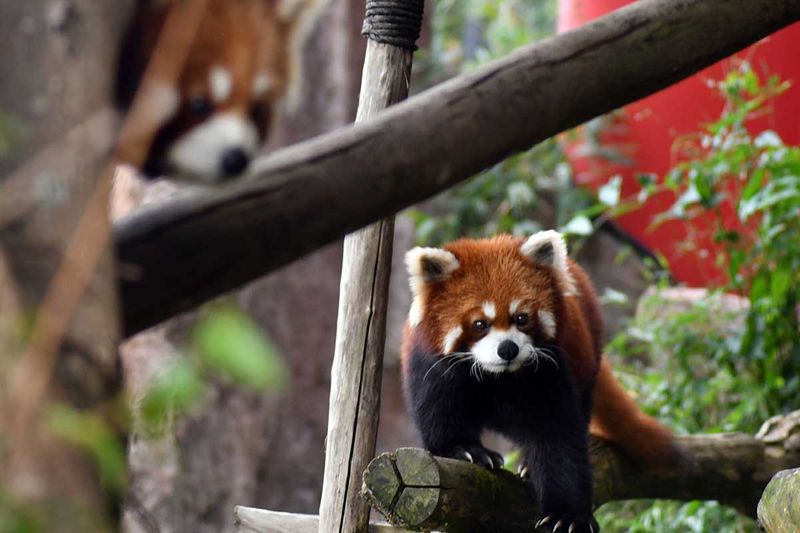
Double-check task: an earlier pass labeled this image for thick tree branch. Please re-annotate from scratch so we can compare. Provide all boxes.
[361,411,800,532]
[116,0,800,335]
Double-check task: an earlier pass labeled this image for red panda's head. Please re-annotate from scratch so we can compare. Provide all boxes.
[405,231,577,374]
[116,0,323,183]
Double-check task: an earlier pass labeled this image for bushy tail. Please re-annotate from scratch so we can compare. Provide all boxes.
[589,359,681,468]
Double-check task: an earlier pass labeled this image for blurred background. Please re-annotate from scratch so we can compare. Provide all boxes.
[2,1,799,532]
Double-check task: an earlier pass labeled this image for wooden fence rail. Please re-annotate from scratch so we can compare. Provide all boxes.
[116,0,800,336]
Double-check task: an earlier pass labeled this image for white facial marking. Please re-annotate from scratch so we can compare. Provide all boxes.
[482,301,496,320]
[252,73,273,97]
[442,326,463,354]
[209,66,233,103]
[472,328,532,374]
[167,112,259,183]
[538,310,557,339]
[509,299,522,315]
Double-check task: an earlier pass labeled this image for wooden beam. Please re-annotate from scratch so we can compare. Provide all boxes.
[362,411,800,532]
[233,507,414,533]
[318,6,420,531]
[115,0,800,336]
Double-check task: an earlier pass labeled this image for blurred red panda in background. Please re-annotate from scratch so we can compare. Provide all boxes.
[115,0,325,184]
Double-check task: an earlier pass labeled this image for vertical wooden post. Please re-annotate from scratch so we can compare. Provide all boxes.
[318,2,423,532]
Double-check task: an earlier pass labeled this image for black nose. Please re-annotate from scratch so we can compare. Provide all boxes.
[497,340,519,361]
[220,148,250,178]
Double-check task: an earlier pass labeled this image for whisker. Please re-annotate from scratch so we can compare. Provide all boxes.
[442,355,473,378]
[423,354,462,382]
[533,347,559,369]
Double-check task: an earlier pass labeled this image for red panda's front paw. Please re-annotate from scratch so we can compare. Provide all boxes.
[443,444,504,470]
[535,514,599,533]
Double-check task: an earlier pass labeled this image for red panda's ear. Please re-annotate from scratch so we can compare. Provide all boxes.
[277,0,327,23]
[405,247,459,292]
[520,230,577,295]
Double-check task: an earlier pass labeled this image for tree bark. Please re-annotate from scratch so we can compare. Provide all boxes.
[0,1,132,529]
[115,0,800,336]
[362,411,800,532]
[758,468,800,533]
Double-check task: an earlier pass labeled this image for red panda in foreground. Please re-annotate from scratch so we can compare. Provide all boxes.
[402,231,679,533]
[116,0,324,183]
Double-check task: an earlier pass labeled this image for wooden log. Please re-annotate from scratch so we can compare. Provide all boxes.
[362,411,800,531]
[363,448,536,533]
[318,26,418,533]
[234,506,416,533]
[757,468,800,533]
[115,0,800,336]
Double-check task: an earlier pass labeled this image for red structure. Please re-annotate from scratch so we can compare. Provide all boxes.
[559,0,800,286]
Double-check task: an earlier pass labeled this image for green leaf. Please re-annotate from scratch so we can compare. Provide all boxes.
[560,215,593,236]
[140,357,206,429]
[598,175,622,207]
[770,269,793,303]
[193,306,288,391]
[600,288,629,306]
[47,405,127,495]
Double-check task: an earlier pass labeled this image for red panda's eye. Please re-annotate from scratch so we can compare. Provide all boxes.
[188,95,213,118]
[472,320,488,332]
[515,313,529,326]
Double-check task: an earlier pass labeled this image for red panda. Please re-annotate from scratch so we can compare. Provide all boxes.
[115,0,324,183]
[402,231,679,533]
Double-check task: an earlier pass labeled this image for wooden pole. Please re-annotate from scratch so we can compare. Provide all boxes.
[318,3,422,531]
[115,0,800,337]
[362,411,800,531]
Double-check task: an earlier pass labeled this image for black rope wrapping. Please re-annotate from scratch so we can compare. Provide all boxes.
[362,0,424,50]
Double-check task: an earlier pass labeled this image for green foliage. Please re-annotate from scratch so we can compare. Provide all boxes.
[0,493,42,533]
[598,500,757,533]
[139,357,207,431]
[2,304,288,531]
[139,304,288,433]
[640,61,800,417]
[0,110,26,158]
[46,405,128,496]
[408,142,578,245]
[595,63,800,531]
[192,306,288,391]
[411,0,588,246]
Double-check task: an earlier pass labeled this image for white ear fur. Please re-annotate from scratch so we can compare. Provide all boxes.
[405,247,459,328]
[405,247,459,293]
[276,0,329,112]
[277,0,325,21]
[520,230,577,295]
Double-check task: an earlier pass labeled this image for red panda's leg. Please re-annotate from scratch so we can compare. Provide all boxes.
[520,368,597,532]
[404,351,503,469]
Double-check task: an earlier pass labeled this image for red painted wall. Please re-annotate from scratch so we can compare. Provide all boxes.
[559,0,800,286]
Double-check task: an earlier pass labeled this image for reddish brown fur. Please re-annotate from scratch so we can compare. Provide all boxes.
[116,0,315,175]
[402,234,678,468]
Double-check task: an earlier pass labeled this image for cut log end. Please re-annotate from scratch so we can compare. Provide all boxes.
[757,468,800,533]
[362,448,441,529]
